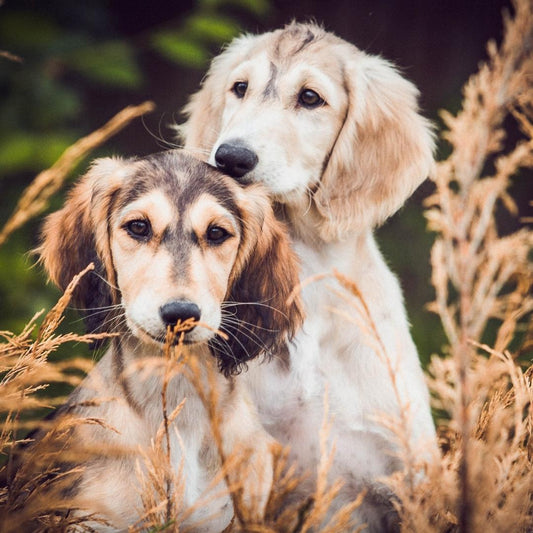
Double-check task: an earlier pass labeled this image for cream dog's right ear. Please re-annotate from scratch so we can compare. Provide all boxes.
[38,157,133,335]
[314,50,435,240]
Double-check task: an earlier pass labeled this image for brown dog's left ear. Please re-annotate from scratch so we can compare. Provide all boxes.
[314,49,435,240]
[213,188,304,376]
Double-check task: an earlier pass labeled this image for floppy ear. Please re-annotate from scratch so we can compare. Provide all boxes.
[180,34,258,158]
[214,187,304,376]
[39,158,132,336]
[314,50,435,240]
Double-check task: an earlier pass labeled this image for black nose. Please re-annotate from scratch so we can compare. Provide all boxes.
[214,142,258,179]
[159,300,201,329]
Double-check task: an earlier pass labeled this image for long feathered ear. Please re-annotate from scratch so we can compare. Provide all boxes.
[180,34,258,158]
[39,158,132,336]
[214,186,304,376]
[314,49,435,240]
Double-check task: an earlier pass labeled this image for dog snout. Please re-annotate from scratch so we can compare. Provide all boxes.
[159,300,201,330]
[214,142,258,180]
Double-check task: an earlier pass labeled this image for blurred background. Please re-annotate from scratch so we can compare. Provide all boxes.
[0,0,522,366]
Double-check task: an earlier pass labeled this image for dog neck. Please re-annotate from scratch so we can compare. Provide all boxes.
[274,198,373,247]
[274,198,321,244]
[110,335,214,419]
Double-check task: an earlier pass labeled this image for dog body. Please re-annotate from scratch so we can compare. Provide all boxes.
[39,151,302,530]
[57,341,236,530]
[182,23,437,530]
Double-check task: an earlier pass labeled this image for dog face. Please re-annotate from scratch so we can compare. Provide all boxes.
[110,177,243,346]
[39,151,302,374]
[210,38,347,202]
[182,22,435,239]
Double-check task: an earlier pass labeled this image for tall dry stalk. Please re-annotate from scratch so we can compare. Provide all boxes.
[130,333,363,533]
[0,101,155,247]
[325,2,532,531]
[386,0,533,531]
[0,264,356,531]
[0,264,114,532]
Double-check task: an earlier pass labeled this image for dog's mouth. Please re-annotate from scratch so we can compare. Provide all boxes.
[155,330,201,347]
[157,333,196,346]
[131,320,218,349]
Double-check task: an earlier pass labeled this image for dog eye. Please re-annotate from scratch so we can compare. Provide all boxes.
[232,81,248,99]
[298,88,325,109]
[125,219,151,240]
[206,225,230,245]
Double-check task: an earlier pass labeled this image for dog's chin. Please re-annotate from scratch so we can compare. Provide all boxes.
[242,169,314,204]
[208,157,307,200]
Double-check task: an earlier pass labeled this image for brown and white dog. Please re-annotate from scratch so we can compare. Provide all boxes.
[181,22,438,530]
[38,150,302,530]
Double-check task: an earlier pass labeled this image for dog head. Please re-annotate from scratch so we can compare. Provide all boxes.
[181,22,435,240]
[39,150,303,375]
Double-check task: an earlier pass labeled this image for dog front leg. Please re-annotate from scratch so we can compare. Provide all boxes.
[218,380,276,527]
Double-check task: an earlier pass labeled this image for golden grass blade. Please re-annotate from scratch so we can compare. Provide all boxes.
[0,100,155,247]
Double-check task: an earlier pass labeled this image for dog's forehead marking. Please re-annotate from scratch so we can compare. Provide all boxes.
[114,154,244,283]
[244,27,345,106]
[272,25,320,59]
[262,62,279,101]
[161,192,241,284]
[188,192,240,234]
[122,154,240,217]
[118,188,175,232]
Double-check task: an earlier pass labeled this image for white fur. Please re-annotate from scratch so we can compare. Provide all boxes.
[182,22,438,531]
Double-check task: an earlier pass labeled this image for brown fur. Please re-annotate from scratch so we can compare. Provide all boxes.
[40,151,303,374]
[34,150,303,530]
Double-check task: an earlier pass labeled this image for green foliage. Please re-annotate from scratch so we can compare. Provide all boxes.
[151,11,242,68]
[0,11,62,51]
[64,41,143,89]
[187,14,241,42]
[152,31,210,67]
[200,0,270,16]
[0,133,76,174]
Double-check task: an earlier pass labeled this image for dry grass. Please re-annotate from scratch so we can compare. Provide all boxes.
[388,0,533,530]
[0,100,155,247]
[0,274,361,531]
[123,332,363,533]
[0,0,532,530]
[0,264,114,532]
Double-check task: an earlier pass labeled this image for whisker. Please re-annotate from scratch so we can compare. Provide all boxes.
[140,113,180,151]
[219,316,269,354]
[213,331,251,366]
[91,270,120,292]
[69,305,124,325]
[302,186,314,216]
[219,322,266,352]
[69,303,124,312]
[221,312,278,336]
[104,314,128,332]
[222,300,290,321]
[180,146,213,158]
[208,335,235,362]
[78,311,128,335]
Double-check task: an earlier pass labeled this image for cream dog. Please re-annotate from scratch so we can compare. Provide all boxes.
[181,22,437,531]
